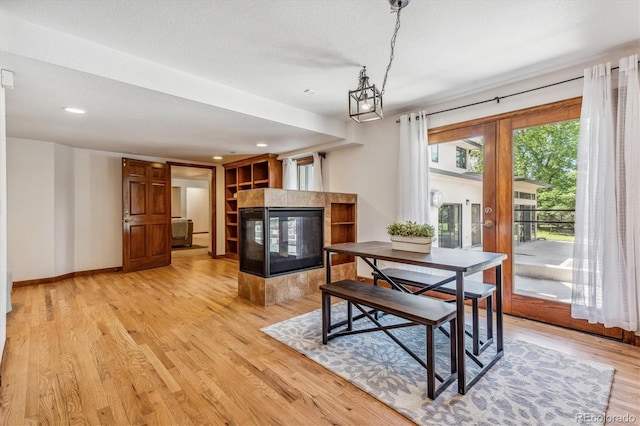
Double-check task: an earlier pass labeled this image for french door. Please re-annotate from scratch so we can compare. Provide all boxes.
[429,99,623,339]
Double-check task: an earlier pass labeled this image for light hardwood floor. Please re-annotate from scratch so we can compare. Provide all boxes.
[1,255,639,425]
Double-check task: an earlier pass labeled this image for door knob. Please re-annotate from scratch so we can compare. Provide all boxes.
[483,220,493,227]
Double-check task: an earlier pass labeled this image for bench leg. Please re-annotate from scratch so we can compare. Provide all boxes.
[347,301,353,331]
[450,317,457,376]
[322,291,331,344]
[372,274,380,320]
[472,299,480,355]
[486,294,493,344]
[426,324,435,400]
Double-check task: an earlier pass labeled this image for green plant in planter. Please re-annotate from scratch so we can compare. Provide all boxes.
[386,221,435,238]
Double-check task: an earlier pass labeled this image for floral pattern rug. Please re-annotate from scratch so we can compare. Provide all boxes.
[261,303,613,426]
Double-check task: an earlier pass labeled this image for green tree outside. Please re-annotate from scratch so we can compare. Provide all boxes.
[513,120,579,234]
[466,120,579,236]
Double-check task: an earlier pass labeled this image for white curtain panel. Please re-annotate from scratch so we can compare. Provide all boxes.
[572,54,640,334]
[282,157,298,190]
[311,153,323,192]
[616,55,640,332]
[397,111,430,224]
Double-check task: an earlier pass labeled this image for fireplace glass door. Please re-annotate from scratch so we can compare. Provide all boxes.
[240,207,324,277]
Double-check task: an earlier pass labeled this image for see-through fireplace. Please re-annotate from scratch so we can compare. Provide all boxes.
[239,207,324,278]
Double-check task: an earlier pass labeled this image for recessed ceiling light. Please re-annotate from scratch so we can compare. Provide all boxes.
[64,107,86,114]
[256,143,267,147]
[213,156,223,160]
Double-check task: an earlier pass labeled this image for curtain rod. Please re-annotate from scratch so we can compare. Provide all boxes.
[396,60,639,123]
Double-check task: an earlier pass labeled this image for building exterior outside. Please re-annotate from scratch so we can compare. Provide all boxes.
[429,139,550,249]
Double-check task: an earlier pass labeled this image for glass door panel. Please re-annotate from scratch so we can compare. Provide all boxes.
[512,120,578,304]
[429,134,486,252]
[429,123,496,285]
[503,100,621,338]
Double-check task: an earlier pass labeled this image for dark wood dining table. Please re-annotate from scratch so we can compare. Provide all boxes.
[324,241,507,395]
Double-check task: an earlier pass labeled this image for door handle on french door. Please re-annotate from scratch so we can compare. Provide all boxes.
[483,220,493,227]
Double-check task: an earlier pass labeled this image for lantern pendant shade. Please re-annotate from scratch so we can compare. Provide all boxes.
[349,84,383,122]
[349,67,383,122]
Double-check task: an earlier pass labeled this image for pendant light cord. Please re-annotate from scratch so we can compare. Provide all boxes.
[381,8,402,96]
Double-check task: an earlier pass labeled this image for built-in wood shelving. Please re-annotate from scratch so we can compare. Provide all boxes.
[330,202,357,265]
[223,154,283,259]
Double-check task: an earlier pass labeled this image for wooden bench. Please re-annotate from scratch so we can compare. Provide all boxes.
[320,279,457,399]
[373,268,495,355]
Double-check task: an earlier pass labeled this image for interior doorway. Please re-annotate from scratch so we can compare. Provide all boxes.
[168,163,216,258]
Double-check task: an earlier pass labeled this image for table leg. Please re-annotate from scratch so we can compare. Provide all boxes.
[455,271,466,394]
[325,251,332,284]
[322,291,330,344]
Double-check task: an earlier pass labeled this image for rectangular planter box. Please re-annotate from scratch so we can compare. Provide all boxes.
[390,236,432,253]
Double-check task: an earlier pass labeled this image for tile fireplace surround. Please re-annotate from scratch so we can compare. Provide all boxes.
[237,189,357,306]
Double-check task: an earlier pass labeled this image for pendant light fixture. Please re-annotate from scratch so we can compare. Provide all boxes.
[349,0,410,123]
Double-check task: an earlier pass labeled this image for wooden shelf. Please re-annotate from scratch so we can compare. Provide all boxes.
[330,202,357,265]
[223,154,283,259]
[332,253,354,266]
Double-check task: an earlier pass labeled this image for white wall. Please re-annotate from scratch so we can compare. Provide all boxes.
[7,138,186,281]
[73,148,123,272]
[0,81,8,367]
[54,144,74,276]
[170,177,209,222]
[8,140,124,280]
[186,187,209,233]
[325,118,398,245]
[171,186,182,217]
[7,138,56,281]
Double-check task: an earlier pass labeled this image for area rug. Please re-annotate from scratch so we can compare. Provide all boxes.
[261,303,614,426]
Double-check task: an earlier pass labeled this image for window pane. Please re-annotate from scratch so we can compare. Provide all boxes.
[431,144,439,163]
[456,147,467,169]
[297,164,312,191]
[512,119,579,304]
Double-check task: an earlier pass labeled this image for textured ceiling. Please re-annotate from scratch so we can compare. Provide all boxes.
[1,0,639,163]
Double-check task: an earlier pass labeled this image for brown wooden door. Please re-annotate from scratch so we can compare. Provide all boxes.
[122,158,171,272]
